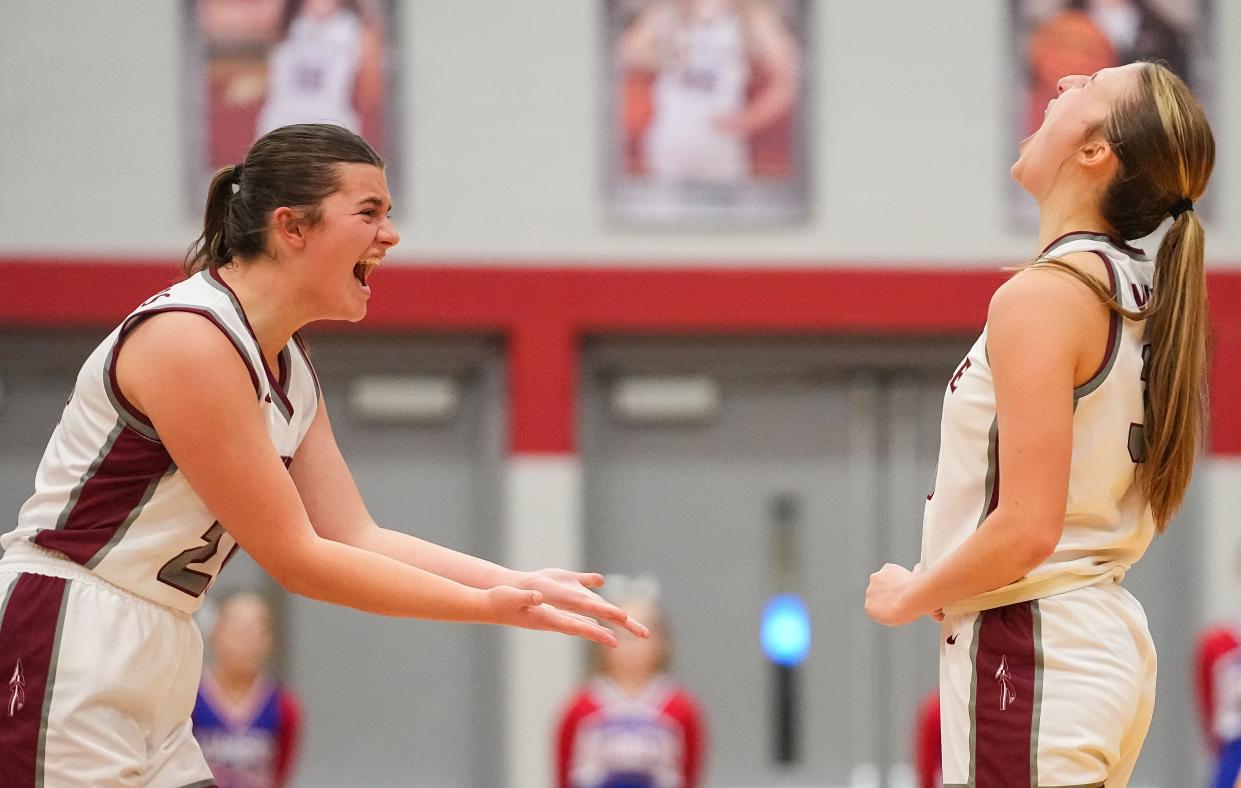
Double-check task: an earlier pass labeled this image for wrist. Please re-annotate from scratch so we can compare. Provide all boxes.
[899,574,930,621]
[471,586,499,623]
[502,568,531,589]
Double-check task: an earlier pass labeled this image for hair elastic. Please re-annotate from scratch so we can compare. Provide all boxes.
[1169,198,1194,219]
[231,163,245,194]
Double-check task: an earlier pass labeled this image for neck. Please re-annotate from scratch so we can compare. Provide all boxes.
[211,665,263,700]
[215,259,309,367]
[1035,185,1114,254]
[607,669,659,697]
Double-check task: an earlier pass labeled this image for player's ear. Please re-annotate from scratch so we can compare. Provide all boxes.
[272,207,307,250]
[1076,139,1115,171]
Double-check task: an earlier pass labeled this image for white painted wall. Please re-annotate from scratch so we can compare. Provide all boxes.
[1,0,1238,265]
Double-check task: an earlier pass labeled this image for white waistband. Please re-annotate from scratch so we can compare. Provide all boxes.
[0,541,189,618]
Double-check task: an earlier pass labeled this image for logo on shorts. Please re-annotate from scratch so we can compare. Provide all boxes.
[995,655,1016,711]
[8,659,25,717]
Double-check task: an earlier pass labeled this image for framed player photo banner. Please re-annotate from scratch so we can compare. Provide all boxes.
[184,0,403,207]
[603,0,812,227]
[1008,0,1210,227]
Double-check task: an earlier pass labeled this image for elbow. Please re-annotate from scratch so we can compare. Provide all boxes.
[991,508,1061,574]
[267,560,312,597]
[1016,522,1062,571]
[259,539,323,598]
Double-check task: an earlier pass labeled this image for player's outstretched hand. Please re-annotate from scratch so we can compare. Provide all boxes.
[514,569,651,639]
[484,585,619,647]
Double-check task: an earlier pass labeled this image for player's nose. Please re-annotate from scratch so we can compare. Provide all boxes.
[1056,74,1088,95]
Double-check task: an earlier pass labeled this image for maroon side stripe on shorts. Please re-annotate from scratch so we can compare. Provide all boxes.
[35,425,172,566]
[973,601,1037,787]
[0,574,70,788]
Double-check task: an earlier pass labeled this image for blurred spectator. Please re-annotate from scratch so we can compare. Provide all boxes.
[193,591,302,788]
[195,0,390,175]
[556,591,707,788]
[1024,0,1192,135]
[615,0,800,185]
[913,691,941,788]
[1195,542,1241,788]
[257,0,385,137]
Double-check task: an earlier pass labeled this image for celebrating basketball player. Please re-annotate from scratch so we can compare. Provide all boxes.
[0,123,647,787]
[865,62,1214,786]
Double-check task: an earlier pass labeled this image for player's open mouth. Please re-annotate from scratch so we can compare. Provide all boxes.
[353,256,383,287]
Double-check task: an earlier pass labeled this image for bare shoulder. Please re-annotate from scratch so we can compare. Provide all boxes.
[121,311,243,368]
[117,311,255,410]
[989,252,1111,326]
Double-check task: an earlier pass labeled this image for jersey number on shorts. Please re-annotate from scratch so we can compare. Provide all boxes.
[158,522,227,597]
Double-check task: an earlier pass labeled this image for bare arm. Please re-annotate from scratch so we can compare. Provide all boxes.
[866,258,1112,624]
[290,391,648,637]
[716,2,800,135]
[118,313,615,644]
[291,399,514,586]
[352,1,385,114]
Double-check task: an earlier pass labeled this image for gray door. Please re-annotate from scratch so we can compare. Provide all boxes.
[580,336,1199,787]
[282,334,506,788]
[0,332,103,541]
[580,338,959,786]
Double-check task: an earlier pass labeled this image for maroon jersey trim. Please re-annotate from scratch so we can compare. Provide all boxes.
[1072,251,1123,401]
[291,331,321,403]
[104,305,264,441]
[34,421,174,567]
[976,418,1000,528]
[1041,230,1148,261]
[206,269,296,422]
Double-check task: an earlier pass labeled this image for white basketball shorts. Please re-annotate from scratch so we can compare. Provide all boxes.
[0,542,215,787]
[940,581,1156,787]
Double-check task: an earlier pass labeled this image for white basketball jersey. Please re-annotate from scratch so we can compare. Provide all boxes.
[645,1,750,182]
[257,10,363,135]
[2,269,319,613]
[922,233,1156,614]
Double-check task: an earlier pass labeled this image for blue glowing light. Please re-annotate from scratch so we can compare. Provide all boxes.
[761,594,811,667]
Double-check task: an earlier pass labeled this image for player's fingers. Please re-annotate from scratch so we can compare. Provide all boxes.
[577,572,605,589]
[553,589,627,622]
[537,606,617,647]
[553,596,649,639]
[553,608,597,627]
[620,615,650,639]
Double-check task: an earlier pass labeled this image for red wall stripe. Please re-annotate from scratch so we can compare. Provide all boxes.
[2,258,1239,455]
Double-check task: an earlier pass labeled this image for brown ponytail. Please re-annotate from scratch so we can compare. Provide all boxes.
[185,165,243,276]
[1140,206,1208,530]
[184,124,384,278]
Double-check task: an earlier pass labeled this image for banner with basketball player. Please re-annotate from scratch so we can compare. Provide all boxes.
[1009,0,1209,226]
[604,0,811,226]
[185,0,402,205]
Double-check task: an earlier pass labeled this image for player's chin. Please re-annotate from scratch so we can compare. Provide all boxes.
[326,297,368,323]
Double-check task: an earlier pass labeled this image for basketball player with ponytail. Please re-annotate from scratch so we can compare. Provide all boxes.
[865,62,1213,786]
[0,124,646,787]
